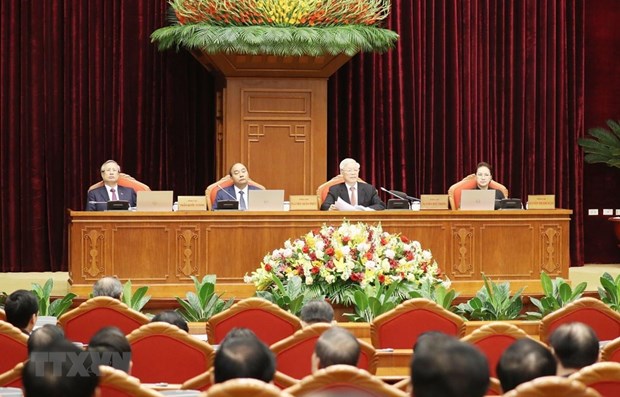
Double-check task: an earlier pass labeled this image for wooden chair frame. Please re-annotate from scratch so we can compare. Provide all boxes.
[205,175,266,210]
[0,362,23,388]
[0,321,29,375]
[182,369,296,392]
[88,172,151,192]
[447,174,509,209]
[371,298,466,349]
[206,297,301,345]
[285,365,407,397]
[601,336,620,362]
[205,378,295,397]
[98,365,162,397]
[539,297,620,343]
[569,361,620,396]
[316,175,366,207]
[0,309,5,322]
[502,376,602,397]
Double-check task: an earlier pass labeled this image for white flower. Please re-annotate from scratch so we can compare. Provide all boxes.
[282,248,293,258]
[315,240,325,251]
[243,274,253,283]
[384,248,395,259]
[341,246,351,256]
[365,260,377,270]
[356,242,370,253]
[442,277,452,289]
[325,274,335,284]
[305,276,314,285]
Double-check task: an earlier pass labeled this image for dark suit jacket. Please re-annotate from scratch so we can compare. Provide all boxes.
[320,182,385,211]
[86,185,137,211]
[213,185,260,210]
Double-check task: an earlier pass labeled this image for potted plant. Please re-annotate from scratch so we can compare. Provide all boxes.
[578,119,620,246]
[31,279,76,326]
[525,272,587,319]
[255,275,323,316]
[175,275,235,322]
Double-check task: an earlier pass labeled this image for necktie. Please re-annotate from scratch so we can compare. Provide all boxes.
[110,188,118,201]
[350,186,357,206]
[239,191,246,210]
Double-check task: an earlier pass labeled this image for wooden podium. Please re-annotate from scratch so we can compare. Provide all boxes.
[191,51,352,196]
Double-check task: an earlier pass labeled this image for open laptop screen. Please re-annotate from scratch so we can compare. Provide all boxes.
[460,190,496,210]
[248,190,284,211]
[136,191,174,211]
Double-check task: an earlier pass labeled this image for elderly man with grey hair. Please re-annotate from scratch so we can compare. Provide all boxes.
[320,158,385,211]
[93,276,123,300]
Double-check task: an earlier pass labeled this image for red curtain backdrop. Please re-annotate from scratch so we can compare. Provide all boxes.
[0,0,597,272]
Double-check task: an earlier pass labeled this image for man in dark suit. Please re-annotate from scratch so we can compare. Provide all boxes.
[320,158,385,210]
[86,160,137,211]
[213,163,260,210]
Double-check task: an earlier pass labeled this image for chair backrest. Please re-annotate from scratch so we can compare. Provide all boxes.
[370,298,466,349]
[487,377,503,396]
[182,370,296,392]
[98,365,163,397]
[285,365,407,397]
[0,309,5,321]
[601,336,620,363]
[461,322,534,378]
[205,175,266,210]
[569,362,620,397]
[206,298,302,345]
[270,323,377,380]
[447,174,509,209]
[0,362,23,389]
[127,322,215,384]
[0,321,28,375]
[58,296,150,343]
[316,175,366,206]
[88,173,151,192]
[502,376,602,397]
[539,297,620,343]
[205,378,295,397]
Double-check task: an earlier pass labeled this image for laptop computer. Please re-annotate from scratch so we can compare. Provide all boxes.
[136,190,174,211]
[460,190,496,210]
[248,190,285,211]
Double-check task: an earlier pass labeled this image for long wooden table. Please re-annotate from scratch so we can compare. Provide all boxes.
[68,209,572,297]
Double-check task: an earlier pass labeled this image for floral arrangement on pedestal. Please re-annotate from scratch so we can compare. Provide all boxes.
[151,0,399,56]
[245,221,443,305]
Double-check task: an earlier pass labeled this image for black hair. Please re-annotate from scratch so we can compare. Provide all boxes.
[214,328,275,383]
[314,327,360,368]
[496,338,556,392]
[151,310,189,332]
[88,326,132,373]
[549,322,600,370]
[300,300,334,324]
[5,289,39,330]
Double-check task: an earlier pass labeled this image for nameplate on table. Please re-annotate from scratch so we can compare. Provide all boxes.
[528,195,555,209]
[420,194,449,210]
[178,196,206,211]
[289,195,318,211]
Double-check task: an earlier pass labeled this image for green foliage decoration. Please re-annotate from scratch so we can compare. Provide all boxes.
[175,275,235,322]
[456,274,524,321]
[409,277,459,311]
[255,275,323,316]
[525,272,587,319]
[578,119,620,168]
[31,279,76,318]
[120,280,151,312]
[343,281,402,322]
[598,272,620,311]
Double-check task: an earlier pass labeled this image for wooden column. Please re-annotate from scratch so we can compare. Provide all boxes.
[191,52,352,196]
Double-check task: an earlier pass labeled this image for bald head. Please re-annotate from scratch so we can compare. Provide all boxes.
[93,277,123,299]
[314,327,360,370]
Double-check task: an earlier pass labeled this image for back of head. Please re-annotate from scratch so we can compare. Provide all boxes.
[412,338,489,397]
[24,338,99,397]
[314,327,360,368]
[497,338,556,392]
[214,328,275,383]
[92,277,122,299]
[88,326,132,373]
[28,324,65,355]
[300,300,334,325]
[549,322,600,371]
[5,289,38,331]
[151,310,189,332]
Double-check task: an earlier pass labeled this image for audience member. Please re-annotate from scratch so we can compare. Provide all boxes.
[549,322,600,376]
[213,163,260,210]
[412,336,489,397]
[320,158,385,211]
[92,277,122,300]
[86,159,137,211]
[24,337,99,397]
[4,289,39,335]
[88,326,132,373]
[312,327,360,372]
[151,310,189,332]
[213,327,276,383]
[496,338,556,392]
[300,300,334,326]
[28,324,65,355]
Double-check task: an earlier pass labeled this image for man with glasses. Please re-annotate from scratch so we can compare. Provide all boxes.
[320,158,385,211]
[86,159,137,211]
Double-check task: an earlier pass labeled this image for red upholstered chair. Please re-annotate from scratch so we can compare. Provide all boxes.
[502,376,602,397]
[316,175,366,207]
[206,378,295,397]
[569,362,620,397]
[127,322,215,384]
[539,297,620,343]
[0,321,28,375]
[270,323,377,380]
[447,174,509,209]
[370,298,466,349]
[0,362,23,389]
[57,296,149,343]
[284,365,407,397]
[98,365,162,397]
[88,173,151,192]
[0,309,5,321]
[601,337,620,363]
[487,377,503,396]
[182,369,296,392]
[205,175,266,210]
[206,297,301,345]
[461,322,535,378]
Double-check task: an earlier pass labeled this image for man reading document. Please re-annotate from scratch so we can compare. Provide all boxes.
[320,158,385,211]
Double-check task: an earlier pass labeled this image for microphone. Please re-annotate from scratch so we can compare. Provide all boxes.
[88,201,108,204]
[380,187,420,202]
[217,184,238,201]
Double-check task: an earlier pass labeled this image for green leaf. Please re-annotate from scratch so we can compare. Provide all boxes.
[570,282,587,300]
[558,283,572,304]
[540,272,553,296]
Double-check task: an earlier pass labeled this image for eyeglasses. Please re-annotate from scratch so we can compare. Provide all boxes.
[342,168,360,173]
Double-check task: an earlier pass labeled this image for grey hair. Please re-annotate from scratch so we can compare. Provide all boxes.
[93,277,123,299]
[339,158,359,171]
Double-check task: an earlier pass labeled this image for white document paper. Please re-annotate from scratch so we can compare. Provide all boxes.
[334,197,375,211]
